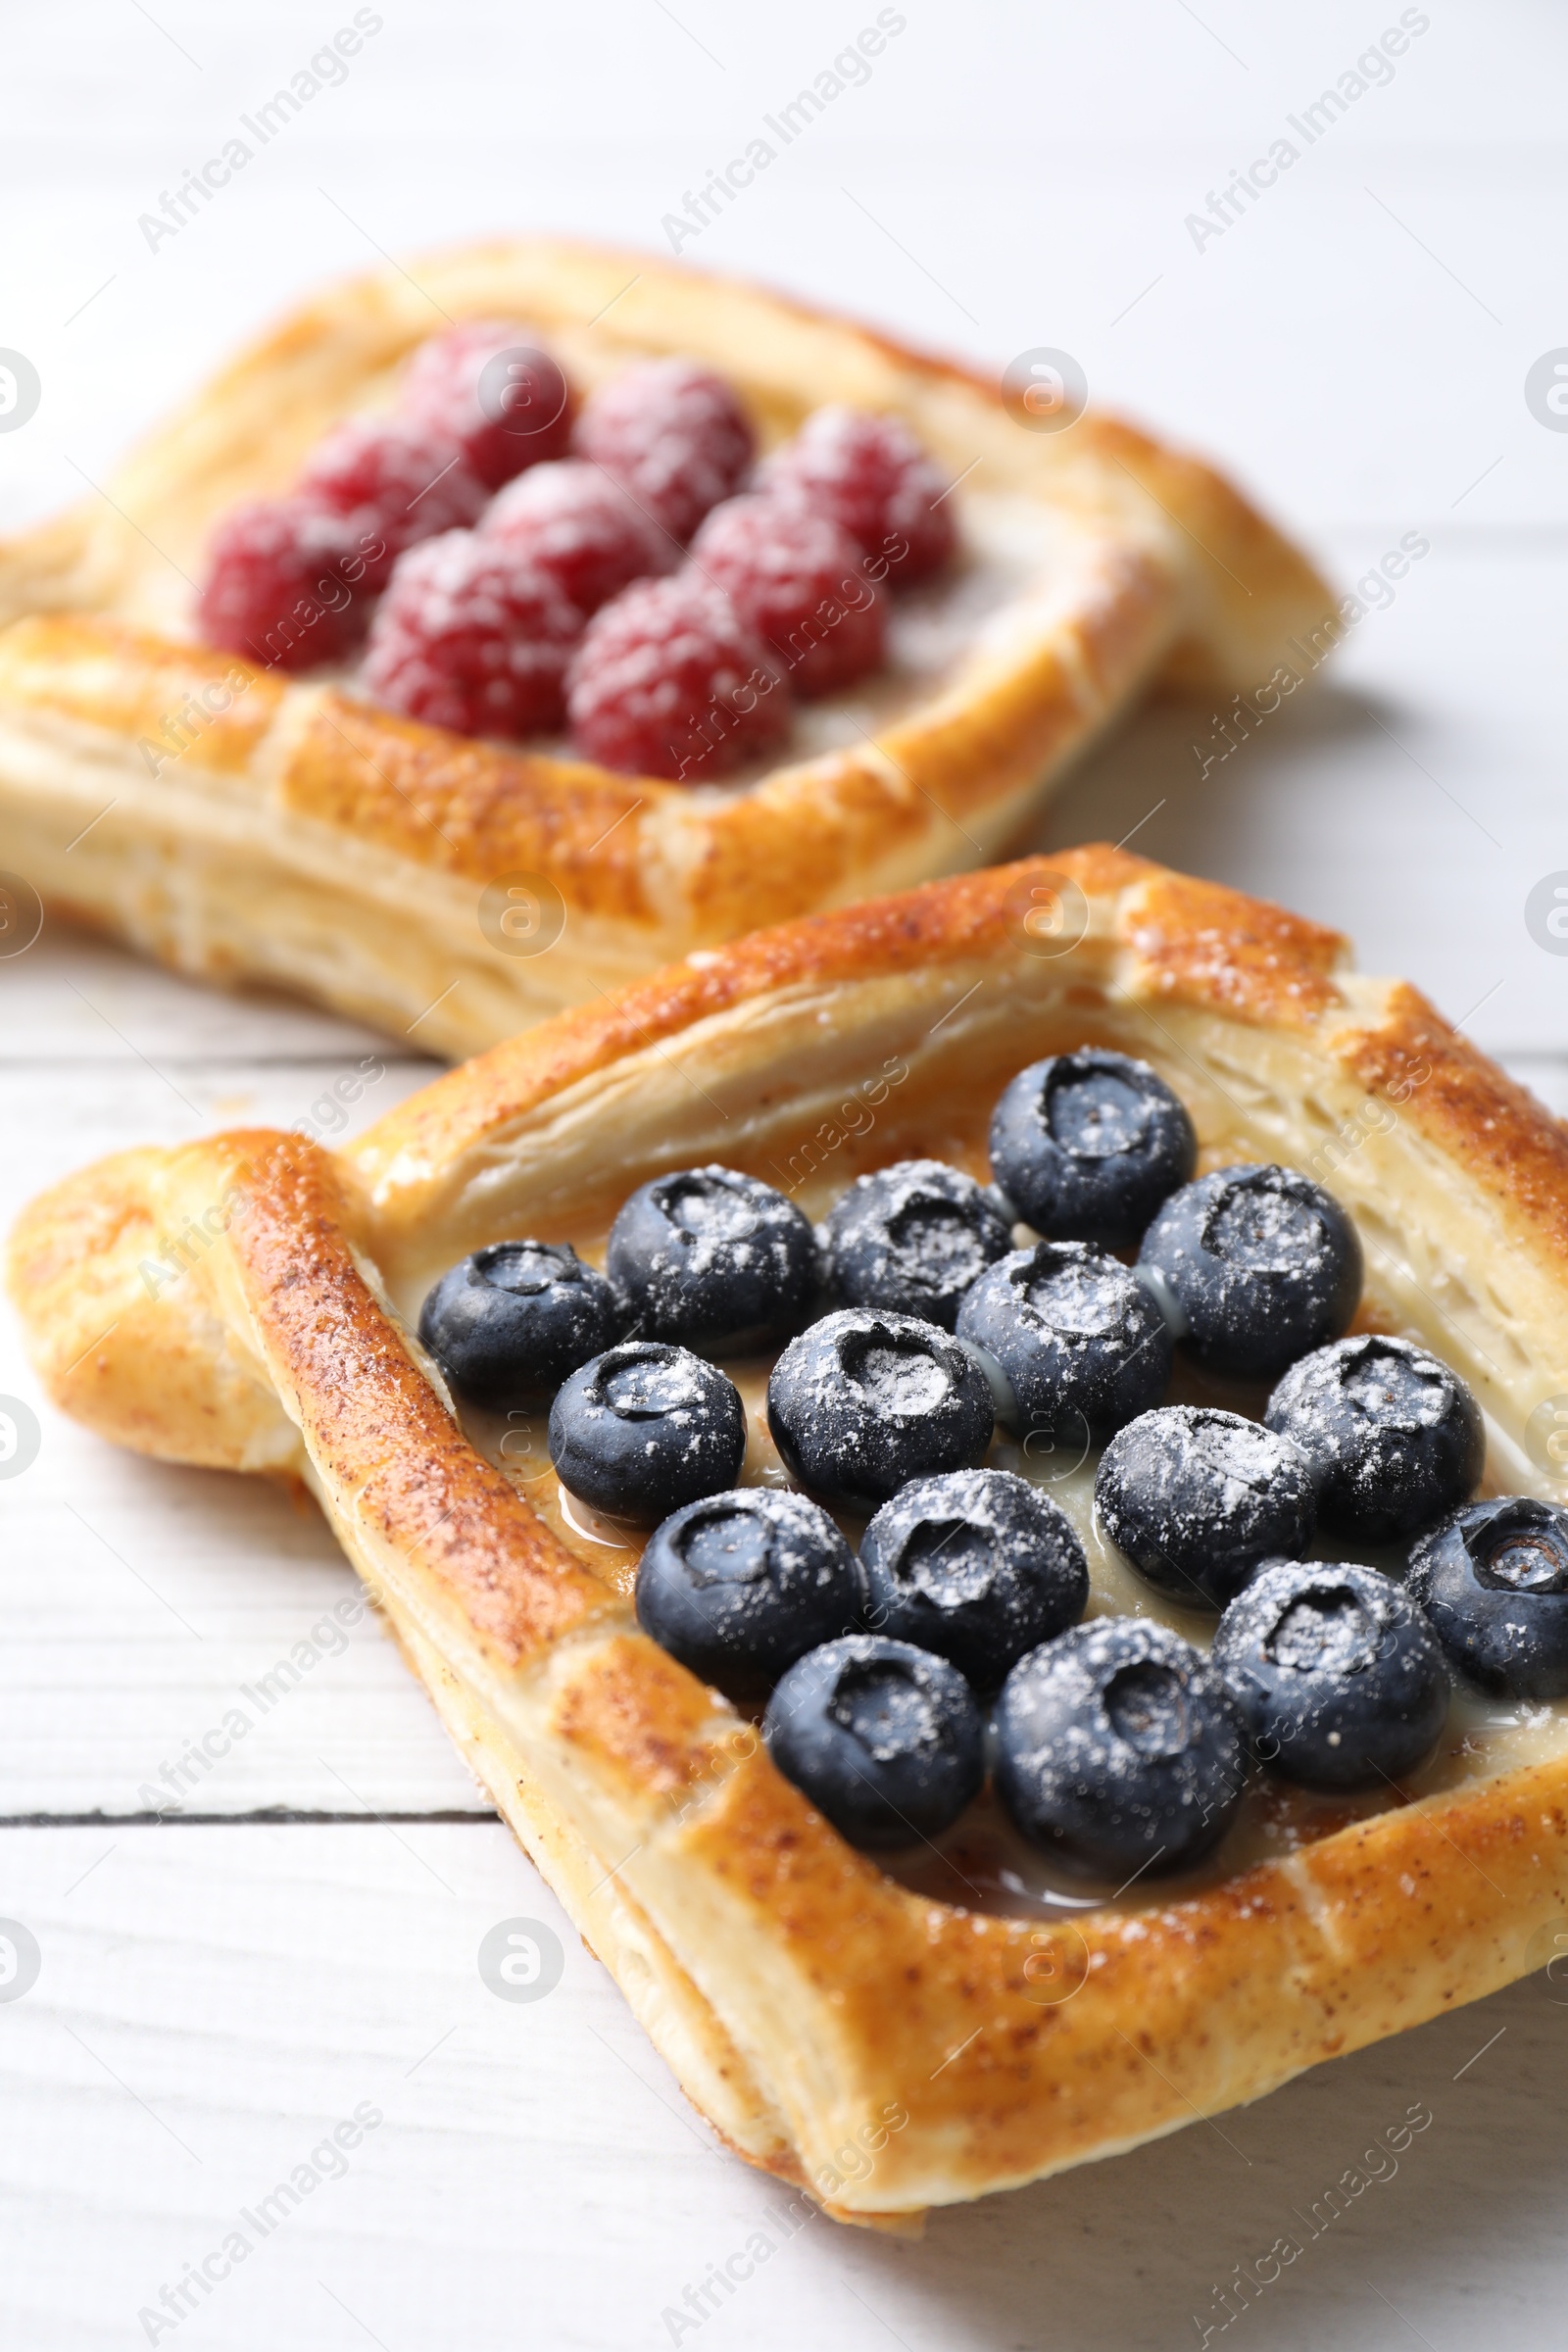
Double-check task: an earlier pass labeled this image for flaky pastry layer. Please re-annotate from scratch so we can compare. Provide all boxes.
[15,849,1568,2221]
[0,239,1335,1053]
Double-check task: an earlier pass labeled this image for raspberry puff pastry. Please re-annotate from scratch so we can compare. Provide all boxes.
[13,849,1568,2223]
[0,240,1335,1055]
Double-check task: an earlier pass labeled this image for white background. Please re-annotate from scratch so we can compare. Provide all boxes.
[2,4,1567,2346]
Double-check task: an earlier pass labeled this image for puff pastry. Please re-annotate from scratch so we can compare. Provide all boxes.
[0,240,1336,1055]
[16,847,1568,2225]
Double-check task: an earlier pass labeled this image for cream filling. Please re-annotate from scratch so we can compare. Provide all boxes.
[314,486,1129,786]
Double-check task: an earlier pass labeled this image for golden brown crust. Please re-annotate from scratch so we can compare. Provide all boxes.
[0,614,282,774]
[1342,980,1568,1276]
[212,1130,614,1667]
[1123,868,1349,1028]
[5,1142,304,1471]
[553,1633,743,1809]
[0,238,1337,1052]
[352,846,1157,1187]
[17,847,1568,2216]
[282,691,659,918]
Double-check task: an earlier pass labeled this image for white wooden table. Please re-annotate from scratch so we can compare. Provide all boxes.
[4,5,1567,2344]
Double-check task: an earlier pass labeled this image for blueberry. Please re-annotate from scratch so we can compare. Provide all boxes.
[548,1341,746,1524]
[1408,1496,1568,1699]
[607,1164,817,1352]
[821,1158,1012,1331]
[1137,1163,1362,1383]
[993,1618,1246,1878]
[766,1308,995,1512]
[858,1468,1088,1689]
[635,1488,862,1695]
[763,1635,985,1849]
[988,1049,1197,1250]
[1265,1335,1484,1543]
[1212,1559,1449,1789]
[956,1241,1171,1446]
[417,1241,621,1410]
[1095,1406,1316,1611]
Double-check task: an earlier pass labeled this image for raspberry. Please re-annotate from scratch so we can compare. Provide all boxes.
[196,496,383,671]
[480,460,673,614]
[572,359,755,546]
[762,405,956,584]
[363,530,585,740]
[400,320,575,490]
[688,494,884,698]
[565,573,791,781]
[298,416,488,581]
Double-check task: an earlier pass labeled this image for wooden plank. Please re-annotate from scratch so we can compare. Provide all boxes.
[2,7,1568,2336]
